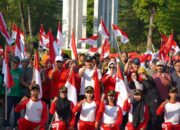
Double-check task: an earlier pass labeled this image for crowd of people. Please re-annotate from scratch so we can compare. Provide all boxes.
[0,50,179,130]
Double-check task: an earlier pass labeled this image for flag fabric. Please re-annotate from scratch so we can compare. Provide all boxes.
[93,66,101,102]
[100,39,110,60]
[65,69,77,105]
[78,35,98,46]
[47,30,56,64]
[112,24,129,44]
[115,63,128,109]
[98,19,110,38]
[69,31,78,60]
[56,22,63,55]
[0,13,14,45]
[3,46,14,88]
[39,25,49,48]
[87,47,98,56]
[15,28,26,60]
[11,23,18,39]
[34,51,42,99]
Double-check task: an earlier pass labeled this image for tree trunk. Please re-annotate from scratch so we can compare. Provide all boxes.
[147,6,156,51]
[19,0,26,36]
[27,4,32,38]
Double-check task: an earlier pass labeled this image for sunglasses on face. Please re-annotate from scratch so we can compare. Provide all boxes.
[109,66,115,68]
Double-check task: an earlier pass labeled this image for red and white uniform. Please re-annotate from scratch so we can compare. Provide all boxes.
[79,68,102,95]
[156,101,180,130]
[123,99,149,130]
[15,99,47,130]
[73,100,99,130]
[49,101,75,130]
[96,102,123,130]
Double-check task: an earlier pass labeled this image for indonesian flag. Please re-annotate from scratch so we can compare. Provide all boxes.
[0,13,14,45]
[2,46,14,88]
[115,63,128,109]
[56,22,63,55]
[11,23,18,39]
[93,66,101,102]
[112,24,129,44]
[65,69,77,105]
[98,19,110,38]
[47,30,56,64]
[56,22,63,47]
[34,50,42,98]
[39,24,49,48]
[69,31,78,60]
[100,39,110,60]
[87,47,98,56]
[78,35,98,46]
[15,28,26,60]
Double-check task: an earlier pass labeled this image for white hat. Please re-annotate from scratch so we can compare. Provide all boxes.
[156,60,164,66]
[55,56,63,62]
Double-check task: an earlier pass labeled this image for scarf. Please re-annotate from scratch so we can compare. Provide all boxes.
[56,96,72,123]
[132,99,144,128]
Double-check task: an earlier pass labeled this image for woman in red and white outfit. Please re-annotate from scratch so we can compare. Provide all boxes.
[102,62,116,95]
[73,86,99,130]
[97,90,123,130]
[49,86,75,130]
[156,87,180,130]
[15,84,48,130]
[123,89,149,130]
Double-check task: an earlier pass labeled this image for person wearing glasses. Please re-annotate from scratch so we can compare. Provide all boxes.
[50,87,75,130]
[73,86,99,130]
[96,90,123,130]
[102,62,116,95]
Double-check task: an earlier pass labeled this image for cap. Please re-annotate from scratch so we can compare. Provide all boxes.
[55,56,63,62]
[85,86,94,92]
[108,61,116,69]
[152,59,159,64]
[85,55,93,61]
[169,87,178,93]
[138,67,147,75]
[59,86,67,92]
[108,90,116,96]
[156,60,164,66]
[13,56,20,63]
[21,58,29,63]
[133,58,140,65]
[134,89,143,95]
[31,84,40,91]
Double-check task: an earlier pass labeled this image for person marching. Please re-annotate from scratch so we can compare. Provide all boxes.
[49,86,75,130]
[96,90,123,130]
[73,86,99,130]
[15,84,48,130]
[123,89,149,130]
[156,87,180,130]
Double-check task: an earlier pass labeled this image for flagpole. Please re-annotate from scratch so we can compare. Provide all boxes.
[5,87,7,120]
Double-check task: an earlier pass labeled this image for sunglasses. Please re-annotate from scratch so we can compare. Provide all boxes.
[59,91,67,93]
[109,66,115,68]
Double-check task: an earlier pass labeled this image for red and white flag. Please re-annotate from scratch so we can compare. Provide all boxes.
[100,39,110,60]
[11,23,18,39]
[87,47,98,56]
[69,31,78,60]
[0,13,14,45]
[47,30,56,64]
[65,69,77,105]
[56,22,63,47]
[78,35,98,46]
[115,63,128,109]
[15,28,26,60]
[34,50,42,98]
[98,19,110,38]
[112,24,129,44]
[93,66,101,102]
[3,46,14,88]
[39,24,49,48]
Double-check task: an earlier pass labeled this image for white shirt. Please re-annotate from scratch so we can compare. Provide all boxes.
[25,99,43,122]
[79,68,102,95]
[102,105,119,124]
[80,101,97,122]
[164,102,180,125]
